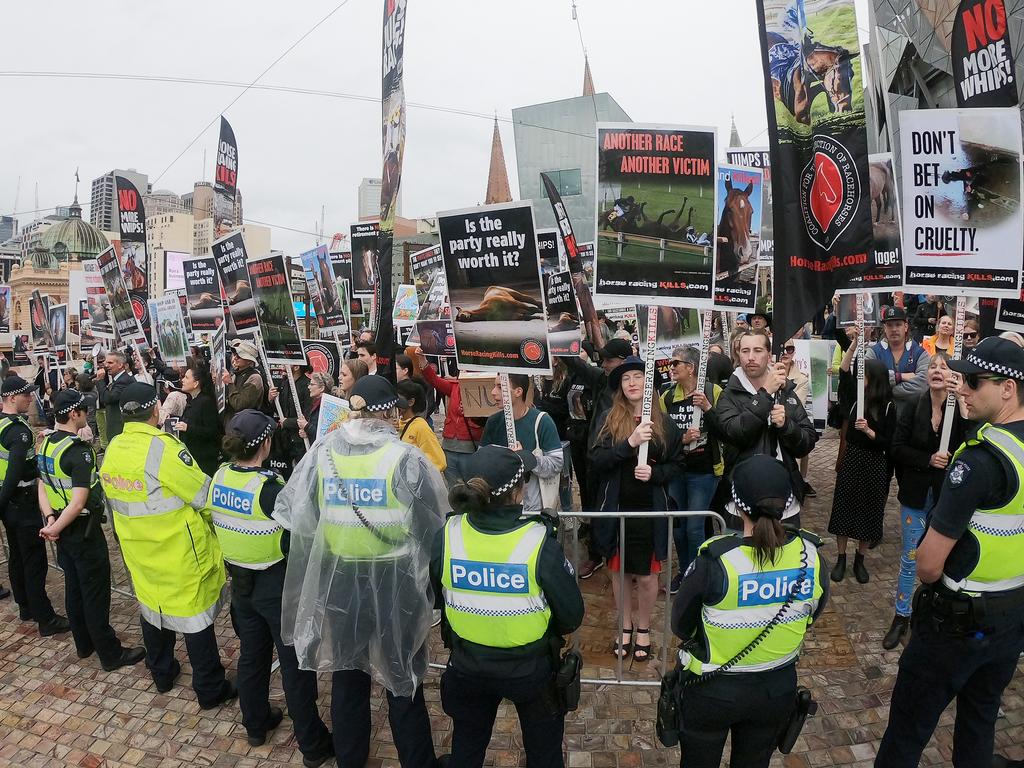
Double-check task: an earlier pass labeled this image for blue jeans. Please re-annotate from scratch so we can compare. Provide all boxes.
[668,473,720,571]
[895,490,932,617]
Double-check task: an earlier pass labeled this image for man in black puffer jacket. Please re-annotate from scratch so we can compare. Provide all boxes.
[715,330,817,527]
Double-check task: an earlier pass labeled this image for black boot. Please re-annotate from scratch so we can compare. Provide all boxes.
[830,554,846,582]
[882,615,909,650]
[854,553,869,584]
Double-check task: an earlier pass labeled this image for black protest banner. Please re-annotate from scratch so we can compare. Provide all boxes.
[756,0,874,351]
[349,223,380,296]
[539,175,601,345]
[726,147,773,266]
[439,201,552,374]
[299,244,347,334]
[544,271,583,356]
[537,230,563,275]
[995,298,1024,332]
[838,153,903,292]
[97,246,146,343]
[212,231,259,334]
[301,338,344,380]
[83,259,114,338]
[213,116,239,238]
[249,254,304,365]
[898,107,1022,297]
[595,123,718,308]
[115,176,151,340]
[952,0,1018,108]
[182,257,225,333]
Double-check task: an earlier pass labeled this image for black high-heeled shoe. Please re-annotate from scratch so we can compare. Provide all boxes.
[612,628,633,659]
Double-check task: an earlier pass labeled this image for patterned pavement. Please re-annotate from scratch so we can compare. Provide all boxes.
[0,431,1022,767]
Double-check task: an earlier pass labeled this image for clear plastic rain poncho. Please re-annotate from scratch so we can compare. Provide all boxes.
[275,415,449,697]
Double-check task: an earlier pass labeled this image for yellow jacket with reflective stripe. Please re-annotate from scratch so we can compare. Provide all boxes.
[38,431,99,513]
[943,423,1024,594]
[101,422,225,632]
[209,464,285,569]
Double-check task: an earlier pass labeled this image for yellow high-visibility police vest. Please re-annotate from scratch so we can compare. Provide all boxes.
[38,431,99,513]
[209,464,285,570]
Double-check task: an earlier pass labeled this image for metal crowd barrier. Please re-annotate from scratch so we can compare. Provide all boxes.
[429,509,726,688]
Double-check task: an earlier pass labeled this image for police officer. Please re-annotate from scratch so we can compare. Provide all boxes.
[211,410,333,767]
[275,375,448,768]
[876,337,1024,768]
[671,455,829,768]
[100,382,236,709]
[37,390,145,670]
[430,445,584,768]
[0,375,69,637]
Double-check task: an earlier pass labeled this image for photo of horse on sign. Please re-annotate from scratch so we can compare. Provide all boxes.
[713,164,764,311]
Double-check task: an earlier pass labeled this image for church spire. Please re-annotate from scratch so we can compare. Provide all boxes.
[582,53,595,97]
[485,117,512,205]
[729,115,742,148]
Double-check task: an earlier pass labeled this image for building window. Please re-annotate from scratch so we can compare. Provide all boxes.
[540,169,582,197]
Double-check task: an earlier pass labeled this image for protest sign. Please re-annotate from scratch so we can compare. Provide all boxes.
[544,271,583,356]
[756,0,874,349]
[713,164,764,311]
[166,288,192,339]
[410,245,445,305]
[330,251,354,299]
[995,298,1024,332]
[29,291,51,350]
[316,393,352,440]
[951,0,1018,108]
[726,147,773,266]
[182,257,225,333]
[213,116,239,238]
[82,259,114,339]
[301,339,344,380]
[211,323,227,412]
[636,305,702,361]
[212,231,259,333]
[300,244,347,335]
[349,223,380,296]
[149,294,189,367]
[393,284,419,324]
[837,291,900,326]
[413,274,456,356]
[537,229,565,275]
[439,200,551,374]
[249,254,304,365]
[49,304,68,364]
[838,153,904,292]
[115,176,151,338]
[0,285,10,334]
[899,107,1023,296]
[97,246,146,343]
[595,123,717,308]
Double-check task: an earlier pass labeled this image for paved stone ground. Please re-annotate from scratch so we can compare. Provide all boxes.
[1,432,1022,767]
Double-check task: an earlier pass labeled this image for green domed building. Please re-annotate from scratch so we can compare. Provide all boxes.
[33,196,108,268]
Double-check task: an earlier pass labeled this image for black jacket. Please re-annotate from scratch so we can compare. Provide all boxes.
[429,504,584,679]
[890,391,969,508]
[181,392,223,476]
[96,370,135,441]
[588,410,684,562]
[0,413,40,524]
[562,356,610,449]
[715,370,818,499]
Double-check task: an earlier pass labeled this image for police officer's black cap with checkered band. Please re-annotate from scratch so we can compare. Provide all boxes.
[52,390,86,416]
[731,454,797,520]
[226,409,278,448]
[119,382,159,416]
[348,375,408,412]
[1,376,33,397]
[947,336,1024,381]
[461,445,538,497]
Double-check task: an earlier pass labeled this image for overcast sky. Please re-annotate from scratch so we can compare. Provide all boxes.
[2,0,871,256]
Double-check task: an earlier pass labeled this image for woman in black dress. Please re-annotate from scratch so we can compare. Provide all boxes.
[175,361,223,476]
[828,340,896,585]
[590,356,683,661]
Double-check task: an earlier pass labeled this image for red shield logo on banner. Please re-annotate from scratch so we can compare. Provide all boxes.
[809,153,842,232]
[307,348,329,373]
[799,136,861,250]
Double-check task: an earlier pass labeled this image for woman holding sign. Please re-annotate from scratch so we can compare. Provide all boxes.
[590,357,683,661]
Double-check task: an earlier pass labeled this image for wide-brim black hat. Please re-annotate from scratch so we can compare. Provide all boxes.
[608,355,645,392]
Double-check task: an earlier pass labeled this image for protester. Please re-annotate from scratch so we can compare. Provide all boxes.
[827,354,896,584]
[781,337,814,496]
[431,445,584,767]
[177,362,224,477]
[354,341,378,375]
[704,342,734,388]
[160,378,189,428]
[95,351,135,442]
[397,353,435,419]
[911,294,942,342]
[276,375,447,768]
[660,345,723,592]
[672,455,828,768]
[222,339,271,421]
[716,329,817,518]
[336,358,368,401]
[396,379,446,473]
[922,315,954,356]
[962,317,981,350]
[590,356,683,661]
[273,371,332,444]
[76,373,99,443]
[884,353,967,649]
[62,366,79,390]
[415,348,483,486]
[865,306,931,417]
[480,374,564,514]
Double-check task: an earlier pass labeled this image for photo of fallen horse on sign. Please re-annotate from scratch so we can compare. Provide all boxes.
[439,200,552,375]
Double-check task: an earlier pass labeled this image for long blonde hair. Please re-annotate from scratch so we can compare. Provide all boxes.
[596,384,667,451]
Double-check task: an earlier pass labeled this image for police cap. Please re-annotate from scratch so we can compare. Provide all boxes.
[53,390,86,416]
[119,382,159,416]
[731,455,797,520]
[462,445,538,497]
[948,336,1024,382]
[1,376,33,397]
[226,409,277,449]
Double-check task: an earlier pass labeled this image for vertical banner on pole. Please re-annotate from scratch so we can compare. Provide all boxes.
[692,309,714,431]
[638,305,659,467]
[939,296,968,454]
[499,373,516,448]
[115,175,151,344]
[856,293,865,421]
[213,116,239,239]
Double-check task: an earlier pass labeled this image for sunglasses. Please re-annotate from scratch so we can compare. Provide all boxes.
[963,332,979,340]
[783,345,796,354]
[670,359,692,367]
[963,373,1007,390]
